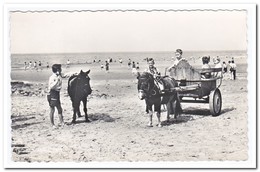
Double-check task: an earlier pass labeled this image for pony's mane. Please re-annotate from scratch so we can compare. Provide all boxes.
[140,72,153,79]
[68,70,90,87]
[69,70,90,81]
[68,74,78,83]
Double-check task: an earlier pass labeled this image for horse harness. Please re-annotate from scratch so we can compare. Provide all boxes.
[139,76,160,98]
[139,75,177,101]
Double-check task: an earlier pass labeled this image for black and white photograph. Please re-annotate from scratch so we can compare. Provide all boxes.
[3,3,256,169]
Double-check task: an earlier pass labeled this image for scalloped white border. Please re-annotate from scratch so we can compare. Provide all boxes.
[3,3,256,169]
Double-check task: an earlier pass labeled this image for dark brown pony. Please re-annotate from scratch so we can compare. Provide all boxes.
[68,70,92,123]
[137,72,181,127]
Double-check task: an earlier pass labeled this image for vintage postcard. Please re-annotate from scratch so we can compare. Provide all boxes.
[3,4,256,168]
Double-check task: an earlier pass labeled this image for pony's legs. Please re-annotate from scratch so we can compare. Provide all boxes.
[174,93,182,119]
[145,105,149,114]
[146,101,153,127]
[166,102,172,122]
[77,112,82,117]
[155,112,162,127]
[148,110,153,127]
[77,102,82,117]
[82,98,90,122]
[72,102,80,123]
[72,108,77,123]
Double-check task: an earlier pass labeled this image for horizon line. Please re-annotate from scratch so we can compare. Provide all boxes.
[11,49,247,55]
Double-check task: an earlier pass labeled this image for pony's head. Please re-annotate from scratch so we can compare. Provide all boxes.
[77,70,92,95]
[137,72,156,100]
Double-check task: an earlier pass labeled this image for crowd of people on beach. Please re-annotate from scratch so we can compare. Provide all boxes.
[23,61,47,71]
[23,61,51,71]
[201,56,236,80]
[97,57,140,74]
[22,51,237,81]
[199,55,237,80]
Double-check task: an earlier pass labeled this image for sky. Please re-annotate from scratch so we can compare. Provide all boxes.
[10,10,247,54]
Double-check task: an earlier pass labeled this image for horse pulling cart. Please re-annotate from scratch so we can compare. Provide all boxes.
[166,60,223,116]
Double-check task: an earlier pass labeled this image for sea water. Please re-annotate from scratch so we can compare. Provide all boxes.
[11,50,246,70]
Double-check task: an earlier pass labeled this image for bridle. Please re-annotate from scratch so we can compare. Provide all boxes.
[138,75,158,97]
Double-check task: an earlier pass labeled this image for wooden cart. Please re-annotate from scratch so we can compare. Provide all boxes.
[166,60,223,116]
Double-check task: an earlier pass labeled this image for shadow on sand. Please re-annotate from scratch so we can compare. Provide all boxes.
[11,122,42,130]
[161,115,194,126]
[89,113,117,122]
[164,107,212,126]
[161,106,235,126]
[221,107,236,114]
[11,115,36,123]
[182,107,212,116]
[67,113,117,125]
[11,114,41,130]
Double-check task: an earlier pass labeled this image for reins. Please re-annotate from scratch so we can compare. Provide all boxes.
[139,75,159,98]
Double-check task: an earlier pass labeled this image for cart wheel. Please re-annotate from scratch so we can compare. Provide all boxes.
[209,88,222,116]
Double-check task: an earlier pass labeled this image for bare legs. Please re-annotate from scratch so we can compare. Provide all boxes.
[49,107,55,128]
[49,105,64,128]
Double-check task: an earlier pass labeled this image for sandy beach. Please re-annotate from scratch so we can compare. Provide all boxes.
[9,56,248,163]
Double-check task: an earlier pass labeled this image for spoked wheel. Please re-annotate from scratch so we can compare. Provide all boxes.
[209,88,222,116]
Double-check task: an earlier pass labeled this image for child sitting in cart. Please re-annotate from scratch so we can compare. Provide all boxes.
[213,56,223,78]
[167,49,187,72]
[144,58,164,93]
[201,56,211,79]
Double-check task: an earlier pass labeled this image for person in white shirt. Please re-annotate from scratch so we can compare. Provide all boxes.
[167,49,187,72]
[66,59,70,68]
[47,64,64,129]
[213,57,222,78]
[214,57,222,68]
[24,62,27,71]
[228,61,233,80]
[230,60,237,80]
[28,61,32,70]
[222,62,227,73]
[33,61,38,71]
[145,58,164,93]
